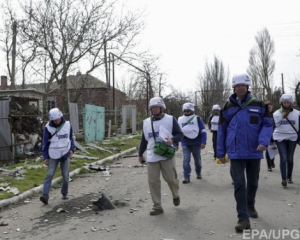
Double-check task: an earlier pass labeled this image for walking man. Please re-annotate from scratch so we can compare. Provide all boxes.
[217,74,273,232]
[138,97,183,215]
[208,104,221,160]
[176,102,206,183]
[40,108,75,204]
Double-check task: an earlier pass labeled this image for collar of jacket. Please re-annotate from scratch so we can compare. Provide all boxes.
[49,117,66,127]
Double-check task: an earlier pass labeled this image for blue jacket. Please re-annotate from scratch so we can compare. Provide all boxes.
[217,92,273,160]
[42,117,75,160]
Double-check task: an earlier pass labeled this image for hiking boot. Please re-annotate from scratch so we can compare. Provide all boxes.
[150,208,164,215]
[182,179,190,184]
[248,206,258,218]
[197,174,202,179]
[281,179,287,187]
[235,219,251,232]
[288,178,293,184]
[271,160,275,168]
[40,195,48,205]
[173,197,180,206]
[62,194,68,200]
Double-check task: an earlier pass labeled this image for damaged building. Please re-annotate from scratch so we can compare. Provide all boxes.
[0,76,44,165]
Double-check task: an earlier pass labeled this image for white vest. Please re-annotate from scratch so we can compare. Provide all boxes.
[143,114,173,162]
[273,109,299,142]
[46,121,71,159]
[210,115,219,131]
[178,115,199,139]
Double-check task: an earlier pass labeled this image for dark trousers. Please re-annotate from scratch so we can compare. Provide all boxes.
[230,159,261,221]
[212,131,217,158]
[265,150,274,168]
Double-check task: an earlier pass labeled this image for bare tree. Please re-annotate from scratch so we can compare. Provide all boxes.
[1,0,144,114]
[117,54,165,117]
[295,82,300,109]
[196,55,230,122]
[247,28,275,101]
[163,89,192,119]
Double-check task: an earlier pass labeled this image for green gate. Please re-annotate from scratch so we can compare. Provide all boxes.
[83,104,105,142]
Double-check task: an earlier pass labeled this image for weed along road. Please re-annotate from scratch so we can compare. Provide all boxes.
[0,130,300,240]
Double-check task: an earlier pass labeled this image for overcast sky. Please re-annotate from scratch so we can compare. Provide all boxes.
[122,0,300,94]
[0,0,300,95]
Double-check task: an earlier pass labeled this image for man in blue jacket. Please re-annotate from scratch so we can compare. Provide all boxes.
[40,108,75,204]
[217,74,273,232]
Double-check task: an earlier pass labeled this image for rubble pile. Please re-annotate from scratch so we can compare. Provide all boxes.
[10,101,43,135]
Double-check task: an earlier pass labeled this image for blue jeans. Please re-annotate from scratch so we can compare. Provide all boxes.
[230,159,261,221]
[42,157,70,197]
[182,145,201,179]
[275,140,297,179]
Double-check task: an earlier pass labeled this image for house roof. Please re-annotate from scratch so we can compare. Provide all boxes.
[0,89,44,100]
[23,73,108,92]
[54,73,108,89]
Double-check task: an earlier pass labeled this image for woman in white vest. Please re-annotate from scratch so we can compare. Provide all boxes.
[177,102,207,184]
[40,108,75,204]
[138,97,183,215]
[273,94,300,187]
[208,104,221,160]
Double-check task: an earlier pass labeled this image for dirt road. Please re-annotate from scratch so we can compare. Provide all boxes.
[1,130,300,240]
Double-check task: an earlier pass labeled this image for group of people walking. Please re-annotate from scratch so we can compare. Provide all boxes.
[138,73,299,233]
[39,73,298,233]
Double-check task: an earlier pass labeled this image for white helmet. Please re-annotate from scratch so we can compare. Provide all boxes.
[232,74,252,87]
[212,104,221,111]
[149,97,166,110]
[182,102,195,112]
[49,108,63,120]
[279,94,294,104]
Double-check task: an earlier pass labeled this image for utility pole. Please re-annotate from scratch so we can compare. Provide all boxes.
[159,73,162,97]
[281,73,285,94]
[11,21,17,89]
[108,52,151,116]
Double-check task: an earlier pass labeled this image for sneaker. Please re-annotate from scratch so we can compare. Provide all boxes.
[173,197,180,206]
[40,195,48,205]
[281,179,287,187]
[268,168,272,172]
[248,206,258,218]
[235,219,251,232]
[150,208,164,215]
[288,178,293,184]
[62,195,68,199]
[182,179,190,184]
[197,174,202,179]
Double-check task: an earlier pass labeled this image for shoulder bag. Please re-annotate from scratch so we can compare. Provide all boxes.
[285,117,300,145]
[151,117,175,159]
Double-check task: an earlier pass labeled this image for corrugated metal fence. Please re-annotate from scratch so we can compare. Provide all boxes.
[0,100,12,161]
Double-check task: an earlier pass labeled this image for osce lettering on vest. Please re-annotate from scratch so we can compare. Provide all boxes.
[46,121,71,159]
[143,114,173,162]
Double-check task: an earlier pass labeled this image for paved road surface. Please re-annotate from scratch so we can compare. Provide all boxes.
[1,130,300,240]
